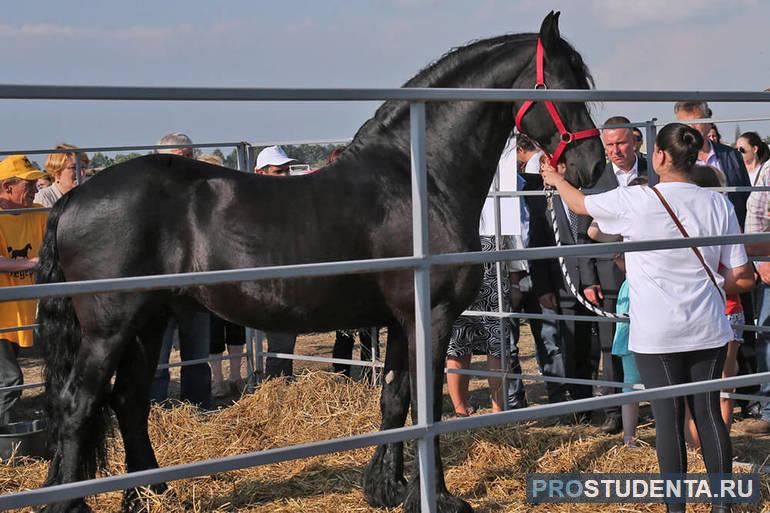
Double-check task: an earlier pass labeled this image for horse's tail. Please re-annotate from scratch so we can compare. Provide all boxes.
[36,193,110,477]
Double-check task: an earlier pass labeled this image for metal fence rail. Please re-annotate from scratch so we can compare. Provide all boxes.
[1,369,768,511]
[1,84,769,513]
[1,233,769,304]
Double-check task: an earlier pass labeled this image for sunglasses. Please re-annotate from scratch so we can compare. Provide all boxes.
[737,147,748,154]
[634,136,643,142]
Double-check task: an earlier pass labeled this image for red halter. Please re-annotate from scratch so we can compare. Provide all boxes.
[514,38,600,166]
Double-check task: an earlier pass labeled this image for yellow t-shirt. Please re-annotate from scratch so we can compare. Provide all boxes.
[0,207,48,347]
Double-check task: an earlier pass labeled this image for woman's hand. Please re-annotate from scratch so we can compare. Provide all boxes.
[540,160,565,188]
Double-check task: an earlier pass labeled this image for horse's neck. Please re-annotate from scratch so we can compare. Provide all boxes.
[425,44,532,226]
[428,106,512,228]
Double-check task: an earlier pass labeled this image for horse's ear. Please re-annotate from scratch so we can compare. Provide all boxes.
[539,11,561,51]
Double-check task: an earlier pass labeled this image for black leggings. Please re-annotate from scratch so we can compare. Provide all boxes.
[635,345,731,478]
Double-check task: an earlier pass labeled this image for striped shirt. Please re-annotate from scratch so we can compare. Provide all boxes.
[745,160,770,234]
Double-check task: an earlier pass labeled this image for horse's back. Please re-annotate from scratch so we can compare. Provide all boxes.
[51,154,400,331]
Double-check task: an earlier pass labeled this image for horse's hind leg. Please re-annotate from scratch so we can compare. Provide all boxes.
[43,330,130,513]
[362,323,410,508]
[111,316,168,512]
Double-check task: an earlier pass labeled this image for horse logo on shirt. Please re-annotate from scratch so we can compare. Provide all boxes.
[7,244,32,259]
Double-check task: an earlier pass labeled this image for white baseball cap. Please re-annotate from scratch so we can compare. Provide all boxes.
[255,145,296,170]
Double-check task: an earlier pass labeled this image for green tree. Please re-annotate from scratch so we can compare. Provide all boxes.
[224,148,239,169]
[113,152,143,164]
[90,152,114,170]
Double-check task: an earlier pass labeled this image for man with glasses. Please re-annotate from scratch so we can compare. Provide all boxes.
[0,155,47,424]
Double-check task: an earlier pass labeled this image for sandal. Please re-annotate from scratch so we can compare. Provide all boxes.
[453,406,476,418]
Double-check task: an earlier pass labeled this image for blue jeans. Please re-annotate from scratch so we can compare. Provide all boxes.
[0,340,21,424]
[151,312,212,409]
[754,284,770,421]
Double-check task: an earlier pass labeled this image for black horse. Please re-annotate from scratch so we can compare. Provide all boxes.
[36,12,604,513]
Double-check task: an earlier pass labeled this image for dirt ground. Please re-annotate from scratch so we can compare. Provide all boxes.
[6,322,770,512]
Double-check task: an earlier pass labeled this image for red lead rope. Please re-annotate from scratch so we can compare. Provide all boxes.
[514,38,599,167]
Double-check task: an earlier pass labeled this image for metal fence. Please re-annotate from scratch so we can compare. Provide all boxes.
[0,85,769,511]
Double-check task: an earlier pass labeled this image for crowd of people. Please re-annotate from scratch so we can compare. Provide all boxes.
[0,104,768,511]
[443,102,770,512]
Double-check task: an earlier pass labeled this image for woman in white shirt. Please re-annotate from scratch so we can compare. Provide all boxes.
[542,123,754,513]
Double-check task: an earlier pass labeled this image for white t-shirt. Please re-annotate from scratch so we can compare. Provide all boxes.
[480,135,525,237]
[584,182,747,354]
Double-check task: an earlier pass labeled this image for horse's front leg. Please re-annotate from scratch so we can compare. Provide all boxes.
[362,324,410,508]
[403,308,473,513]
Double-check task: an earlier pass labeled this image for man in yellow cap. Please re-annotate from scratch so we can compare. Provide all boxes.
[0,155,48,423]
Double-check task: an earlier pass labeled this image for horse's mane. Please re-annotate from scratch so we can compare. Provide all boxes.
[347,32,594,148]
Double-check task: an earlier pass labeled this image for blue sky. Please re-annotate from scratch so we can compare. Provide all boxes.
[1,0,768,154]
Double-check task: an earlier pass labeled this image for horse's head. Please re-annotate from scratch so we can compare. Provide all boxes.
[513,11,605,189]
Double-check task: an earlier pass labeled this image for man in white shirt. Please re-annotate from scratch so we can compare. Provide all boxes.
[516,134,544,175]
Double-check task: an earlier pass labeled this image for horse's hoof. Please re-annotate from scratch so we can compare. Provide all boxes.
[403,487,473,513]
[121,483,168,513]
[362,448,406,507]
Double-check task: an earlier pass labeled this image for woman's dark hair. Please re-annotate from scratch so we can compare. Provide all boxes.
[655,123,703,174]
[739,131,770,165]
[708,123,721,143]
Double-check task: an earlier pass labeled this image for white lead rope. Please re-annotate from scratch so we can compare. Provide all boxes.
[545,189,628,320]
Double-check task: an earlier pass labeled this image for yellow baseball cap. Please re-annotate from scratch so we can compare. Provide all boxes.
[0,155,47,181]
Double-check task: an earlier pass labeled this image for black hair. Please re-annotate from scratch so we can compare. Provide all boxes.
[516,133,539,152]
[655,123,703,175]
[739,131,770,165]
[709,123,722,143]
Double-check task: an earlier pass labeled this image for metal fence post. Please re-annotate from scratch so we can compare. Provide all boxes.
[369,327,380,386]
[492,154,510,412]
[235,141,260,388]
[409,101,437,513]
[645,119,658,186]
[74,149,83,185]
